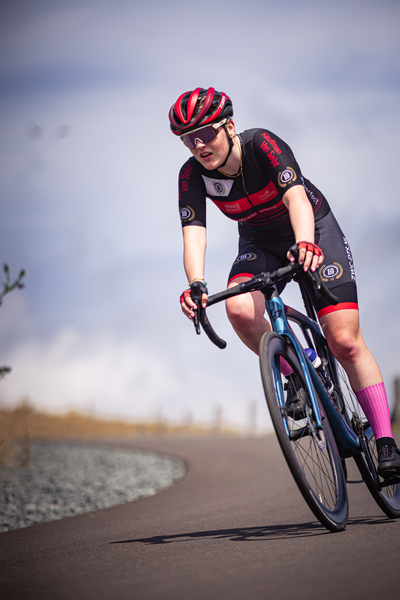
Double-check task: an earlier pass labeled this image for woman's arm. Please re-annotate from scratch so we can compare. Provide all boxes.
[282,185,324,272]
[181,225,208,319]
[183,225,207,283]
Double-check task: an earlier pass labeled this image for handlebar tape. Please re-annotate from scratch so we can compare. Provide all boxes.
[200,310,227,349]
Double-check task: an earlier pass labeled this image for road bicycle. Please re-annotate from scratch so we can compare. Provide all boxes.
[190,248,400,532]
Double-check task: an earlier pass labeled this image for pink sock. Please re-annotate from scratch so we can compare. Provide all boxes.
[258,351,292,376]
[280,357,293,377]
[355,383,393,440]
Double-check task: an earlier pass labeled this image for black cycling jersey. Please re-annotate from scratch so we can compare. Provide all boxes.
[179,128,330,241]
[178,127,358,316]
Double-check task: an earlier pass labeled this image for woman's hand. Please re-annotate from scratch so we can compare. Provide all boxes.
[287,241,324,272]
[180,281,208,320]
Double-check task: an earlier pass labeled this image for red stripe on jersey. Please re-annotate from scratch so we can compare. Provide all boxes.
[317,302,359,318]
[249,181,278,205]
[238,212,259,222]
[239,207,287,223]
[215,196,252,214]
[258,202,287,219]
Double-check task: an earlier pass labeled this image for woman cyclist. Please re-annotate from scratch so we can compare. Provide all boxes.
[169,87,400,478]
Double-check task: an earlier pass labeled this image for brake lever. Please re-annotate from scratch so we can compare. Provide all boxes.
[308,268,322,291]
[307,263,339,305]
[189,282,204,335]
[288,242,300,262]
[193,303,201,334]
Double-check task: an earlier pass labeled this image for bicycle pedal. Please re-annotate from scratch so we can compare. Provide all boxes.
[288,424,311,441]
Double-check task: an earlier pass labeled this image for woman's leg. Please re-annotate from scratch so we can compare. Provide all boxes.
[225,277,271,354]
[320,309,400,475]
[319,309,382,393]
[226,276,293,376]
[319,309,392,438]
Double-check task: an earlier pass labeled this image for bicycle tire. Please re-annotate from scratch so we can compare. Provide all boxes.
[259,331,348,532]
[331,362,400,518]
[354,438,400,518]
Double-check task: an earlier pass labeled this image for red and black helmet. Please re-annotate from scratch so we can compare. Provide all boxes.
[169,87,233,136]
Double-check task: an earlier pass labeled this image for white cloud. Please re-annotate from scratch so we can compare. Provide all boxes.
[0,318,273,433]
[0,328,176,418]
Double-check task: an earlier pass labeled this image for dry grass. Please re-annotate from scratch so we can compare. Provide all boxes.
[0,401,235,469]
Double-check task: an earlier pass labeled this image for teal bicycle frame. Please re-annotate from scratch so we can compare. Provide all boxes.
[265,293,372,459]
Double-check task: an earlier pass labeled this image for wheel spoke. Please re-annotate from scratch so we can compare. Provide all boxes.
[283,391,340,510]
[292,433,338,510]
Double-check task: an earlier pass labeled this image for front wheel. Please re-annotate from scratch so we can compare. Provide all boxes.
[259,331,348,532]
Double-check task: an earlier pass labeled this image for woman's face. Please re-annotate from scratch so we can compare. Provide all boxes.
[189,122,234,170]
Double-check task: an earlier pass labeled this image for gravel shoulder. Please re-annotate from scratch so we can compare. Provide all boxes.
[0,440,187,532]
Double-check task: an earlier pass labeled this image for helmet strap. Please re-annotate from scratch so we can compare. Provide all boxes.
[217,125,234,169]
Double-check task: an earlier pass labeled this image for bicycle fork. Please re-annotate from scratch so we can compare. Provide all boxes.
[267,296,323,430]
[266,295,362,459]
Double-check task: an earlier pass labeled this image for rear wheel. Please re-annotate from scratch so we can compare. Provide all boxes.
[259,331,348,532]
[327,360,400,518]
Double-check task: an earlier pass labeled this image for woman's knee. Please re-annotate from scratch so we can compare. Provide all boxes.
[326,326,364,365]
[226,296,253,330]
[226,292,265,334]
[321,309,365,365]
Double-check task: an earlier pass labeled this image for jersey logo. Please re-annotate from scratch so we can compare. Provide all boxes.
[278,167,297,187]
[180,206,195,222]
[234,252,257,264]
[213,196,252,214]
[202,176,235,197]
[319,263,343,281]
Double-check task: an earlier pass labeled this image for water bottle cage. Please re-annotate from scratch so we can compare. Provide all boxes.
[316,359,346,413]
[319,372,334,395]
[318,363,334,395]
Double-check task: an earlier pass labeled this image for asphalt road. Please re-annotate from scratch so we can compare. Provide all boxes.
[1,435,400,600]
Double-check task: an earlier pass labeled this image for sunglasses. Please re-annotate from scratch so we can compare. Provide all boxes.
[181,120,227,149]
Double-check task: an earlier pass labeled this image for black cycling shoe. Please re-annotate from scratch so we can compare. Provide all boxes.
[285,375,308,420]
[377,444,400,479]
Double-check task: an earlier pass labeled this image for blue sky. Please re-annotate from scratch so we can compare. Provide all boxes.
[1,0,400,432]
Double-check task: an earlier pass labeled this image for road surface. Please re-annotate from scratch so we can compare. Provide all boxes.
[1,435,399,600]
